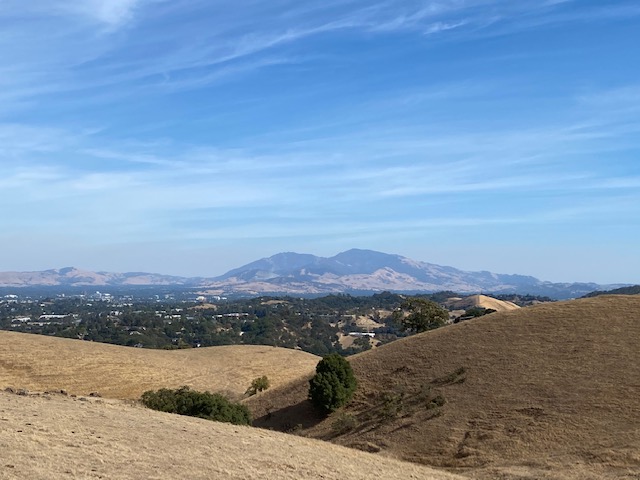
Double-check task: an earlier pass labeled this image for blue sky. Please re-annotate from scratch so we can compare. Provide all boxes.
[1,0,639,283]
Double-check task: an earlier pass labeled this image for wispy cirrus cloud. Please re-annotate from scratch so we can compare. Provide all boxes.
[577,85,640,118]
[0,0,155,28]
[70,0,153,27]
[423,20,468,35]
[2,0,630,109]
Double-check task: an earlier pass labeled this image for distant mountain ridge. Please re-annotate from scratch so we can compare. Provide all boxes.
[206,249,613,299]
[582,284,640,298]
[0,249,624,299]
[0,267,192,288]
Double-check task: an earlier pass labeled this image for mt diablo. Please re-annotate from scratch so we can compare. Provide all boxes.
[0,250,616,299]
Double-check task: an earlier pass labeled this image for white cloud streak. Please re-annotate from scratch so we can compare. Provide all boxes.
[3,0,633,108]
[1,0,154,28]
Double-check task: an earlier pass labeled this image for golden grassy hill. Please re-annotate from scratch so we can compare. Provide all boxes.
[447,294,520,312]
[0,391,464,480]
[248,295,640,479]
[0,331,319,399]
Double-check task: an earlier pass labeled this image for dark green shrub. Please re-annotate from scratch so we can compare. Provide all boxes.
[431,367,466,386]
[245,375,270,396]
[308,353,357,414]
[427,394,446,409]
[462,307,496,318]
[381,391,404,419]
[141,386,251,425]
[331,411,358,434]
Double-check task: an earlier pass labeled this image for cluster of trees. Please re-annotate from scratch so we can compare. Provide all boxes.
[140,386,251,425]
[1,293,418,355]
[392,298,448,333]
[2,291,540,356]
[582,285,640,298]
[493,293,554,305]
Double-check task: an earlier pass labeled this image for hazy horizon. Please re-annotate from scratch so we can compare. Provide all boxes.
[1,1,639,285]
[0,247,633,287]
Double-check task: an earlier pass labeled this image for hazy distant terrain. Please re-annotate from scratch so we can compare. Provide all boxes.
[1,291,535,357]
[583,285,640,298]
[0,250,622,299]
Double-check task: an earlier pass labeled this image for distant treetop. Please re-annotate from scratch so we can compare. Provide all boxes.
[582,285,640,298]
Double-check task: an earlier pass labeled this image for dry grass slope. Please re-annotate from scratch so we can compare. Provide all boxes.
[248,295,640,479]
[447,294,520,312]
[0,391,464,480]
[0,331,319,399]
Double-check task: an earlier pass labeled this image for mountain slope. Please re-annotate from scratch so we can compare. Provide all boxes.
[0,250,621,298]
[0,331,319,399]
[247,295,640,479]
[0,267,193,287]
[217,252,328,280]
[206,249,610,299]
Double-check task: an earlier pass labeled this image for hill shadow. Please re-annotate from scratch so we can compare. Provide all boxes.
[253,398,325,432]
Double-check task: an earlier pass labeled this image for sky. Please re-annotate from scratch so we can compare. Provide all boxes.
[1,0,639,284]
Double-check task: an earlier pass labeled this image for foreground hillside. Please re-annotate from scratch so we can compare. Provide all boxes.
[249,295,640,479]
[0,391,463,480]
[0,331,318,399]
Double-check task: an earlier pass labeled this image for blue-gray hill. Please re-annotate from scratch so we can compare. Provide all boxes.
[0,250,626,299]
[208,249,620,300]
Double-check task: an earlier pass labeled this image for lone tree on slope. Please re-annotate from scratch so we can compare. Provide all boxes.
[393,297,449,333]
[308,353,357,414]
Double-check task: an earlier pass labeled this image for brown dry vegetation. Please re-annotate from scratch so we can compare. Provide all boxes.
[0,390,463,480]
[0,331,319,399]
[446,294,520,312]
[248,295,640,479]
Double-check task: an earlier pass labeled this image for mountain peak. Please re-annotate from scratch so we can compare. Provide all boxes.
[209,249,609,299]
[58,267,80,275]
[0,250,615,299]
